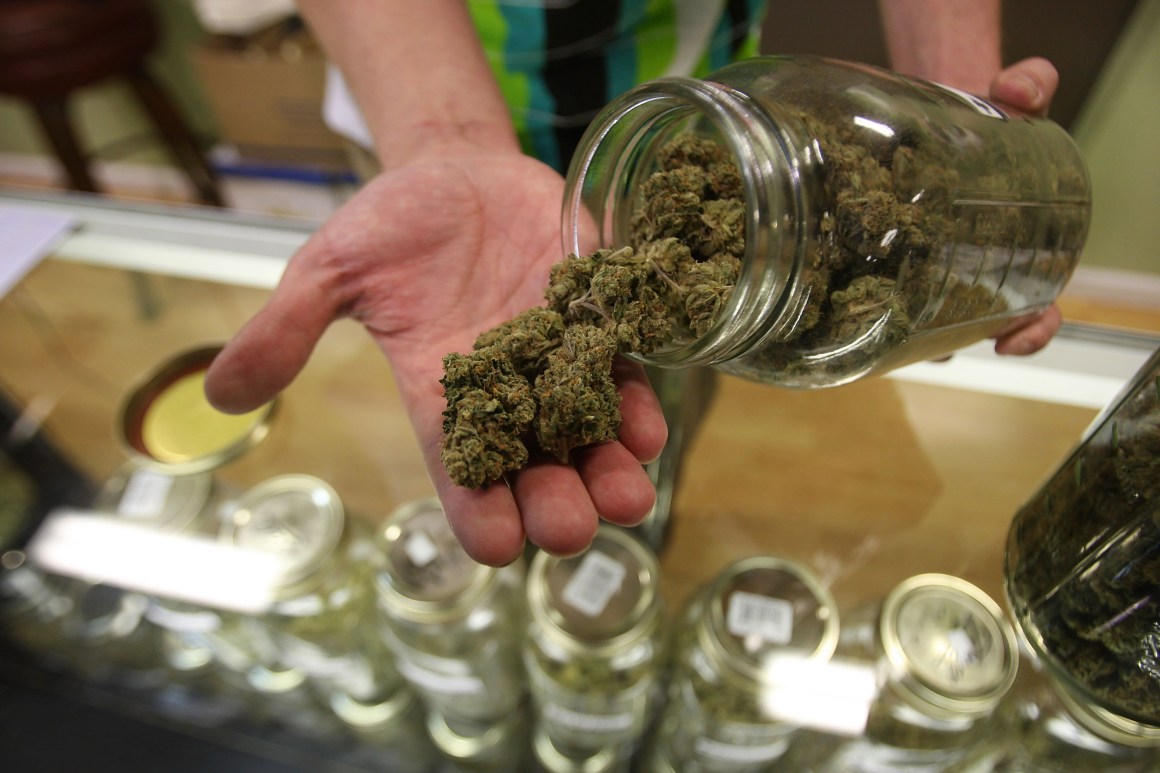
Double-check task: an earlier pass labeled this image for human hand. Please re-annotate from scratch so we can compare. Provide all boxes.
[986,56,1066,356]
[204,151,668,566]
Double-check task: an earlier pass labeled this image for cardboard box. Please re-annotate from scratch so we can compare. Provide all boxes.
[190,30,347,161]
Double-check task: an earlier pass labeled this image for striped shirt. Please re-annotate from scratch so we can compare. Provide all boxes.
[324,0,768,171]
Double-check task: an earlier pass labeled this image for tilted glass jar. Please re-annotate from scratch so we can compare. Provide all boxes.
[963,658,1160,773]
[524,525,666,763]
[563,55,1090,388]
[647,554,840,771]
[373,497,527,725]
[790,573,1019,771]
[1005,345,1160,744]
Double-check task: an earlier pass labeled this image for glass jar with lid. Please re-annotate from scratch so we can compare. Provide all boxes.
[1005,345,1160,744]
[327,683,440,773]
[373,497,527,725]
[788,573,1019,771]
[524,524,666,765]
[646,554,840,771]
[216,474,396,704]
[562,55,1090,388]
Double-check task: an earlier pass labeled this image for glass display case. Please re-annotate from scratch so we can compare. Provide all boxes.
[1,189,1157,772]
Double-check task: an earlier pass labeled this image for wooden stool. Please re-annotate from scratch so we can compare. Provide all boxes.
[0,0,223,205]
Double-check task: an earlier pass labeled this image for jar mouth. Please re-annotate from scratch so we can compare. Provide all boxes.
[562,76,803,368]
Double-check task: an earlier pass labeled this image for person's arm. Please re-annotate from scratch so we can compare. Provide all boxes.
[879,0,1064,356]
[295,0,519,168]
[878,0,1001,92]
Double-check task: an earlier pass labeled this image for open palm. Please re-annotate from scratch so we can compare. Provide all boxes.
[206,151,667,566]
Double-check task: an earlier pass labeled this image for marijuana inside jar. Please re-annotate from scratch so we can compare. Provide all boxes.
[373,497,527,725]
[1005,345,1160,743]
[790,573,1019,772]
[565,55,1090,387]
[524,525,666,762]
[439,55,1091,489]
[647,554,839,771]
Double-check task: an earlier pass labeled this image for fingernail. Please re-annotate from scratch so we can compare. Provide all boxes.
[1011,73,1041,104]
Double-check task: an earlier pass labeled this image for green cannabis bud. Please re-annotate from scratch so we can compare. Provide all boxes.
[440,134,743,489]
[534,325,622,462]
[440,348,536,489]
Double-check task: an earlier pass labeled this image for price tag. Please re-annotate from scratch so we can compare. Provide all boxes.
[562,551,626,617]
[726,591,793,644]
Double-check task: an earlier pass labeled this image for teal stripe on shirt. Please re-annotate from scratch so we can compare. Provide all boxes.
[497,5,560,168]
[606,0,650,101]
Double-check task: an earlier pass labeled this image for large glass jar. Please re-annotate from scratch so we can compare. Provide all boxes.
[647,554,840,771]
[524,525,666,765]
[373,497,527,725]
[789,573,1019,771]
[965,658,1160,773]
[1005,345,1160,744]
[563,55,1090,388]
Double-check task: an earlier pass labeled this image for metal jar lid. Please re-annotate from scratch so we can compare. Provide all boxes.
[219,474,345,597]
[426,707,523,762]
[879,573,1018,720]
[527,524,662,658]
[94,462,214,533]
[374,497,496,624]
[329,685,418,731]
[700,555,840,688]
[532,725,620,773]
[118,345,276,475]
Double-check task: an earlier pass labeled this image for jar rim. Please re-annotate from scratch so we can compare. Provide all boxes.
[562,74,802,368]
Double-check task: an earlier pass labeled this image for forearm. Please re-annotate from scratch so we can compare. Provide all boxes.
[296,0,519,168]
[878,0,1002,93]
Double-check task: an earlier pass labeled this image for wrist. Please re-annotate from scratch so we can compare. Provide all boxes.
[375,119,522,170]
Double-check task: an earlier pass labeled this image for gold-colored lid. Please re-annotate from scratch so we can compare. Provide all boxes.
[701,555,840,687]
[880,573,1018,719]
[527,524,662,656]
[118,345,276,475]
[374,497,495,622]
[426,707,522,761]
[532,726,619,773]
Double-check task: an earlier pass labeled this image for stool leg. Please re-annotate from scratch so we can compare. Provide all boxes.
[30,97,100,193]
[124,64,224,207]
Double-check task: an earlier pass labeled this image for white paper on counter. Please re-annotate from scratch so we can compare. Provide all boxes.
[0,205,76,298]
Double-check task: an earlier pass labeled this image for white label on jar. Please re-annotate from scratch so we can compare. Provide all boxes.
[404,531,440,567]
[561,550,625,617]
[694,736,790,764]
[727,591,793,644]
[934,83,1009,120]
[274,592,326,617]
[118,470,175,519]
[543,702,634,732]
[397,658,484,696]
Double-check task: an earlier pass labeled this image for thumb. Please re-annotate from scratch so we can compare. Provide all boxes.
[205,260,344,414]
[990,57,1058,118]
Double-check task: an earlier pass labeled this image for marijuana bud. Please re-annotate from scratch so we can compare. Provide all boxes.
[473,306,565,377]
[440,347,536,488]
[533,325,622,463]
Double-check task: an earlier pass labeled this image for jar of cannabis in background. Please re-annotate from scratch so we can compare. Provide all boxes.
[1005,345,1160,744]
[524,525,666,768]
[563,55,1090,388]
[961,657,1160,773]
[374,497,527,725]
[217,474,398,706]
[646,554,840,771]
[787,573,1019,771]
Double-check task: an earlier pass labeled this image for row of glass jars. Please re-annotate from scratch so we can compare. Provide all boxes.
[3,461,1158,772]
